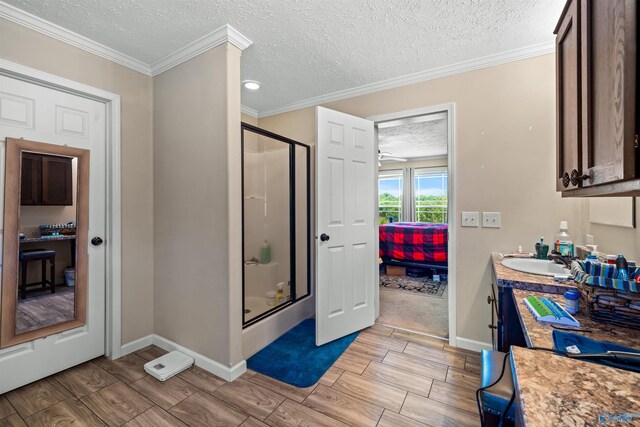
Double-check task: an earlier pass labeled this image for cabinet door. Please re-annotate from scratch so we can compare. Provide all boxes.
[20,152,41,205]
[555,0,582,191]
[580,0,637,187]
[42,155,73,205]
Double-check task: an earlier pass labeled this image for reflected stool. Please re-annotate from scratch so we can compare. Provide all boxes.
[19,249,56,299]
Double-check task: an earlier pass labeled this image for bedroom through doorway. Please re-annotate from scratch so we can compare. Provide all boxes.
[375,109,450,340]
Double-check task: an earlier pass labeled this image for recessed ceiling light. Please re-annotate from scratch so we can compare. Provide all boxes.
[242,80,261,90]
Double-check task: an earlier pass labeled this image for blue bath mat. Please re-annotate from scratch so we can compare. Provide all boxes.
[247,318,358,387]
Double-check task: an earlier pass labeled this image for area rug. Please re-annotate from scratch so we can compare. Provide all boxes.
[380,274,447,298]
[247,318,358,387]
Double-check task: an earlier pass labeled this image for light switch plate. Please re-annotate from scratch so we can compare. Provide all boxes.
[461,212,479,227]
[483,212,501,228]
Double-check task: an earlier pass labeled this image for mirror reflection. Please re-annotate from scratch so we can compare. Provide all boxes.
[16,151,77,335]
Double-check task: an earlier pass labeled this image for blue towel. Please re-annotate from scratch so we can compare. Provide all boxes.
[552,330,640,372]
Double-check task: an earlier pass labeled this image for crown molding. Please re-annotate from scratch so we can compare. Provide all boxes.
[241,105,259,119]
[257,41,555,118]
[0,2,253,78]
[149,24,253,76]
[0,1,152,75]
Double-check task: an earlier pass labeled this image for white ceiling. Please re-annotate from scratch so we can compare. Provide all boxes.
[378,114,448,159]
[3,0,565,116]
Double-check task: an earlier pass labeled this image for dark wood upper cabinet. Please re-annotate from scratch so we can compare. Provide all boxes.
[20,152,42,205]
[555,0,639,197]
[20,153,73,206]
[555,0,581,192]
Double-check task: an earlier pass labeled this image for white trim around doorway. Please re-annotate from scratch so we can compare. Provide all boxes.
[0,59,123,359]
[368,103,457,346]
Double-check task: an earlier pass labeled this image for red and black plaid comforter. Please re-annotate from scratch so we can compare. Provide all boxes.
[379,222,448,263]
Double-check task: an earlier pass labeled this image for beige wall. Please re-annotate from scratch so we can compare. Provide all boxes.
[259,54,584,345]
[153,43,243,366]
[0,18,155,344]
[582,198,640,262]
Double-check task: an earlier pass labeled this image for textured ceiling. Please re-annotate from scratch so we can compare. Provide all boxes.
[378,117,448,159]
[4,0,565,114]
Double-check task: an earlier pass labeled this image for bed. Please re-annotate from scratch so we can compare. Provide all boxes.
[379,222,448,270]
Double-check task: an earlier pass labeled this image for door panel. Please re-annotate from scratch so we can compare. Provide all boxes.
[555,0,581,191]
[580,0,637,186]
[0,75,106,393]
[316,107,375,345]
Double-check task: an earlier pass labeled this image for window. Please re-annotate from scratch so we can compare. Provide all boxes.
[378,170,403,224]
[414,168,448,223]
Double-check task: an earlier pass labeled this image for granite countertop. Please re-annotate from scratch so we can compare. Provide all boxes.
[492,253,576,294]
[512,288,640,349]
[511,346,640,427]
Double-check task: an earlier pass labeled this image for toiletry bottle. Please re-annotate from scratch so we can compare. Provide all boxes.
[260,240,271,264]
[275,282,285,304]
[555,221,574,257]
[616,255,629,280]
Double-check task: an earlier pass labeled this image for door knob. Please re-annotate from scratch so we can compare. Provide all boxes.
[320,233,330,242]
[562,172,570,188]
[91,237,104,246]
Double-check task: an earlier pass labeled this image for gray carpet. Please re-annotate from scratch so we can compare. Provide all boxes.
[379,275,449,338]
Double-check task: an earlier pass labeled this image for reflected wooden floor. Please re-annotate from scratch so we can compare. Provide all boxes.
[0,324,481,426]
[16,286,75,334]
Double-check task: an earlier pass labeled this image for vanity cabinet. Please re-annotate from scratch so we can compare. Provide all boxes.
[20,153,73,206]
[554,0,639,197]
[489,280,527,352]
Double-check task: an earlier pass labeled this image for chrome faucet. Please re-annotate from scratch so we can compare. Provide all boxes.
[548,252,573,268]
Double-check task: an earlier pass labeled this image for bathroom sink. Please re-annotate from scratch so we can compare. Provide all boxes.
[501,258,569,277]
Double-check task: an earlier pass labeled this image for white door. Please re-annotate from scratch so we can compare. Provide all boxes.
[0,75,106,393]
[316,106,375,345]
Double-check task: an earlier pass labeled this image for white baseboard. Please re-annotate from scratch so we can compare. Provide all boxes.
[151,335,246,382]
[120,334,153,356]
[119,334,246,382]
[455,337,492,353]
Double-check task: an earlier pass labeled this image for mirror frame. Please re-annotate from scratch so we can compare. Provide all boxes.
[1,138,90,348]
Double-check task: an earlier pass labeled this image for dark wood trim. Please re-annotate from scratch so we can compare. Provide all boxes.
[1,138,89,349]
[562,177,640,197]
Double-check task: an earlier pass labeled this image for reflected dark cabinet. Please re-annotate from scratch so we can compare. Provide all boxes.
[554,0,639,197]
[20,153,72,206]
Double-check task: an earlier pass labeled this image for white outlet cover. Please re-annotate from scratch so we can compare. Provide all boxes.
[461,211,479,227]
[482,212,501,228]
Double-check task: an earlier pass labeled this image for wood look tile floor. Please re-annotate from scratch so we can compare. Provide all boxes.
[0,325,481,426]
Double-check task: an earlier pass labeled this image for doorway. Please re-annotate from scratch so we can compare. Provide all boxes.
[370,105,456,342]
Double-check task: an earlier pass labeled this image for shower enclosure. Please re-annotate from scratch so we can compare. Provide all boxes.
[242,123,310,327]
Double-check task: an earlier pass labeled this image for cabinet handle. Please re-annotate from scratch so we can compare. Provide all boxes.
[570,169,590,186]
[488,324,498,330]
[562,172,570,188]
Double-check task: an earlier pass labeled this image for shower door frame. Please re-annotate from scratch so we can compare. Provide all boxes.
[240,122,311,328]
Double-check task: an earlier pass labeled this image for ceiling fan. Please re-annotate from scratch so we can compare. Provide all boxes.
[378,150,408,166]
